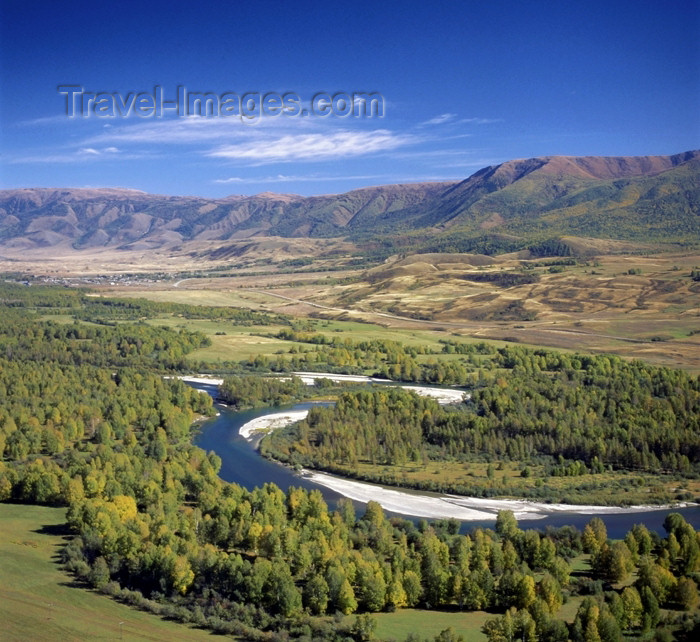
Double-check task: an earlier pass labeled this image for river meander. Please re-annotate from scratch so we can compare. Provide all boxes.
[190,382,700,537]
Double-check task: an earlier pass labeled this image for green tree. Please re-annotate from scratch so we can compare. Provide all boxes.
[402,569,422,607]
[596,608,622,642]
[495,510,519,541]
[266,561,302,617]
[516,574,536,610]
[88,556,110,589]
[636,558,677,605]
[593,542,634,583]
[351,614,377,642]
[356,562,386,612]
[434,627,466,642]
[483,608,515,642]
[537,573,562,614]
[620,587,643,630]
[640,586,660,627]
[336,577,358,615]
[303,572,329,615]
[675,577,699,610]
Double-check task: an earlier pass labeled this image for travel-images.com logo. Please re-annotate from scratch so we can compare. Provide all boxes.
[58,86,385,121]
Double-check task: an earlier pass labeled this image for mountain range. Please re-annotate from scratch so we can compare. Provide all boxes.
[1,150,698,253]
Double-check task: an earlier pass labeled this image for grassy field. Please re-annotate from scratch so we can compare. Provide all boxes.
[144,316,295,362]
[102,287,275,309]
[367,608,490,641]
[95,249,700,372]
[139,315,472,365]
[0,503,215,642]
[352,595,588,640]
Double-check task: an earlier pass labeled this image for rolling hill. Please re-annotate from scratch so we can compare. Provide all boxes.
[0,150,697,254]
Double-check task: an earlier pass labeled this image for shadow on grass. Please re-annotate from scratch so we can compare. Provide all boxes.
[33,522,72,537]
[58,578,91,589]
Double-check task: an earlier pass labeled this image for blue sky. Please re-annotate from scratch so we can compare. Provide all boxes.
[1,0,698,197]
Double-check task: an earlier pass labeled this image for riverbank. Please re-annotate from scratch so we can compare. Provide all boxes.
[234,402,695,521]
[239,409,310,439]
[180,377,696,522]
[303,470,693,521]
[290,372,466,404]
[174,374,468,405]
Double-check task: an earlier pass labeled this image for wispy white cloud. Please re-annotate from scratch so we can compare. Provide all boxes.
[206,130,415,164]
[420,114,502,127]
[421,113,458,126]
[458,117,503,125]
[214,173,460,187]
[10,146,149,164]
[9,107,498,181]
[83,114,315,146]
[433,159,503,169]
[10,117,420,167]
[15,114,74,127]
[77,146,121,156]
[214,173,391,184]
[387,147,504,170]
[390,148,482,160]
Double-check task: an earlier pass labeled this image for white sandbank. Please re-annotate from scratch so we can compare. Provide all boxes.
[395,385,467,404]
[170,373,389,387]
[174,374,467,405]
[170,375,225,385]
[292,371,392,384]
[239,410,310,439]
[290,372,467,404]
[303,471,691,521]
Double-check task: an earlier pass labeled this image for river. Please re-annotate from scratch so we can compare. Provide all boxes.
[190,383,700,538]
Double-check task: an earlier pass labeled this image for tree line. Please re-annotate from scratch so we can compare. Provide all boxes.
[0,280,289,325]
[0,308,210,370]
[261,352,700,502]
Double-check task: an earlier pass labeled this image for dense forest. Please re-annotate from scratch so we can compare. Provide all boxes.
[218,375,339,410]
[0,308,209,369]
[1,282,699,640]
[261,347,700,504]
